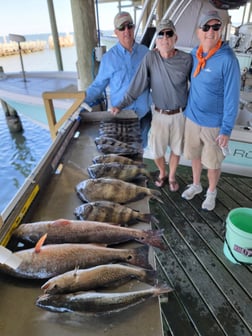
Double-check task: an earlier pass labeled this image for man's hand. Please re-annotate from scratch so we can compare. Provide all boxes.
[110,107,120,116]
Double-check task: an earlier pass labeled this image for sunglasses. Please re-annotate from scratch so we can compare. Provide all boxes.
[117,23,135,31]
[201,23,221,32]
[157,30,174,39]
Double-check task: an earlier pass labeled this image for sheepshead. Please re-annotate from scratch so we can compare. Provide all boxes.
[41,264,157,294]
[75,178,163,204]
[74,201,159,225]
[36,285,173,314]
[87,162,151,181]
[94,136,142,156]
[12,218,166,250]
[0,238,151,279]
[92,154,144,166]
[98,131,142,143]
[96,144,140,156]
[94,136,140,150]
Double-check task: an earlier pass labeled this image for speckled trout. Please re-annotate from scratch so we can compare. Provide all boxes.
[41,264,157,294]
[75,178,163,204]
[36,285,173,314]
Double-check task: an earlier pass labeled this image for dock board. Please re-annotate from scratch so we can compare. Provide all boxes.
[0,120,165,336]
[144,159,252,336]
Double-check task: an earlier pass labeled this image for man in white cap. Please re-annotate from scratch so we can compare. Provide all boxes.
[181,10,240,211]
[111,19,192,191]
[84,11,152,148]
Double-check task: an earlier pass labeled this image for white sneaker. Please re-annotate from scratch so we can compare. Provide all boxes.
[181,184,203,200]
[202,189,217,211]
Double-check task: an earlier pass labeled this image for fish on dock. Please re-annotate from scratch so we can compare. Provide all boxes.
[94,136,142,156]
[75,178,163,204]
[41,264,157,294]
[92,154,144,166]
[95,143,141,156]
[0,239,152,279]
[74,200,159,225]
[11,218,166,250]
[36,285,173,314]
[87,162,151,181]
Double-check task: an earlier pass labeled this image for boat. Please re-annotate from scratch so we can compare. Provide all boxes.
[0,1,251,336]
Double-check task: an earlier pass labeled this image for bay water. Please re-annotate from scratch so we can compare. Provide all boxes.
[0,33,115,213]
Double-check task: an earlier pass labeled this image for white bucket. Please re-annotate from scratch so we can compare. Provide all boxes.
[223,207,252,264]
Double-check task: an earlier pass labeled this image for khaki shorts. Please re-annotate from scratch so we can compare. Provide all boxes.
[149,109,185,159]
[183,118,224,169]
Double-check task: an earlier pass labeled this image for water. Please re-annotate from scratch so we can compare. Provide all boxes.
[0,109,51,212]
[0,33,115,72]
[0,33,116,214]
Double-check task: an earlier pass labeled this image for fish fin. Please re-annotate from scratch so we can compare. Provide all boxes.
[141,229,167,251]
[87,167,96,179]
[74,265,79,276]
[144,269,158,286]
[149,189,164,204]
[53,219,71,226]
[35,233,48,253]
[154,284,174,296]
[150,214,159,225]
[138,213,158,224]
[41,281,50,291]
[128,245,152,269]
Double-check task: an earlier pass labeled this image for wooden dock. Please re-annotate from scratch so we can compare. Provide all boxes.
[144,159,252,336]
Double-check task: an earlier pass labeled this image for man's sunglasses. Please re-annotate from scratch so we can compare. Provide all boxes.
[117,23,135,31]
[157,30,174,39]
[201,23,221,32]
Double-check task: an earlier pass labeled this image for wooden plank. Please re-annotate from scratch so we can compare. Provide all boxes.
[145,159,252,335]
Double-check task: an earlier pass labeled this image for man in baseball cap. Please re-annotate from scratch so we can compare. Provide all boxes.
[198,10,222,28]
[156,19,176,35]
[114,11,134,29]
[84,11,152,148]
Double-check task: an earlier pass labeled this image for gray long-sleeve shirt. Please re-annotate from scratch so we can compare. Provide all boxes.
[117,49,192,111]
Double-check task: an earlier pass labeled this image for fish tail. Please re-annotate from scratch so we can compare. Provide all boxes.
[141,229,167,250]
[154,285,174,296]
[138,213,159,224]
[150,189,164,204]
[128,245,152,269]
[150,214,159,225]
[138,213,152,223]
[143,269,158,286]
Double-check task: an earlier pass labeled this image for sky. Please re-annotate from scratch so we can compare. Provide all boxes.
[0,0,247,37]
[0,0,134,37]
